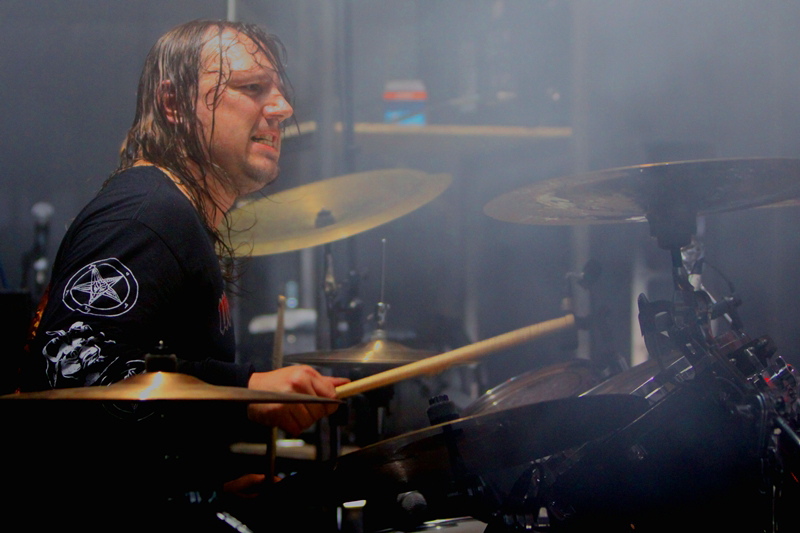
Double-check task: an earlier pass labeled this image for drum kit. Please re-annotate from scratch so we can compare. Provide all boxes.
[4,158,800,532]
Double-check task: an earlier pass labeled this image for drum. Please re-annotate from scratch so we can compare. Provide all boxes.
[463,359,598,416]
[581,352,694,404]
[544,353,771,532]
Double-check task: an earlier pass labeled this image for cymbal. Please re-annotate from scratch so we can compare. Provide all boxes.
[462,359,599,416]
[227,169,452,255]
[0,372,341,403]
[284,337,435,370]
[484,157,800,225]
[333,394,649,500]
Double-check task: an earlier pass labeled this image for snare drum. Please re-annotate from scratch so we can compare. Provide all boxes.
[463,359,598,416]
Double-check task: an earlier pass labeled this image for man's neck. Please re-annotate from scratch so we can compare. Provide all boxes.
[204,172,237,228]
[133,160,235,228]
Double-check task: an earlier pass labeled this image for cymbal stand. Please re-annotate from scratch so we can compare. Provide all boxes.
[356,239,395,444]
[637,200,717,377]
[426,396,503,528]
[639,200,770,456]
[266,295,286,483]
[317,216,365,353]
[641,200,800,507]
[316,212,365,462]
[317,239,344,463]
[643,198,789,396]
[370,238,391,342]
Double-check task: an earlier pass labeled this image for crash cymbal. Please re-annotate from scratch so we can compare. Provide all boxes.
[284,335,435,370]
[332,394,649,500]
[227,169,452,255]
[484,157,800,225]
[0,372,341,403]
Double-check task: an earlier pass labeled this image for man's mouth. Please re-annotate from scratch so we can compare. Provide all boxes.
[251,134,277,148]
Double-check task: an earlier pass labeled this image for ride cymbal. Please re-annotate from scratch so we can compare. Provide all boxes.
[484,157,800,225]
[0,372,341,403]
[227,169,452,255]
[284,338,435,370]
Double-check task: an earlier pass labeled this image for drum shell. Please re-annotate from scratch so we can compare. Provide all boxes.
[545,362,770,532]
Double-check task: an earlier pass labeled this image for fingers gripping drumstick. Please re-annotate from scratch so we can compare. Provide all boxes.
[335,314,575,399]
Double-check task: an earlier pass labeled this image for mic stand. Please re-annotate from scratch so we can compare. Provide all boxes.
[20,203,53,303]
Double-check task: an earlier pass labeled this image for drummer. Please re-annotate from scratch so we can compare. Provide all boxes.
[21,20,348,437]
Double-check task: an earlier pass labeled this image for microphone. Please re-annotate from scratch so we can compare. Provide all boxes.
[24,202,54,292]
[394,491,427,530]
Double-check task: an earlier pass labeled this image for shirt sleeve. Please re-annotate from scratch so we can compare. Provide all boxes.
[25,216,251,390]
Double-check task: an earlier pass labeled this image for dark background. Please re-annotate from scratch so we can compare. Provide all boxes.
[3,1,800,406]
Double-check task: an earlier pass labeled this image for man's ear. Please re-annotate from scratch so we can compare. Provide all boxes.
[158,80,181,124]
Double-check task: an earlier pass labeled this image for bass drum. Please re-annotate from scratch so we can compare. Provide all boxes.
[463,359,599,416]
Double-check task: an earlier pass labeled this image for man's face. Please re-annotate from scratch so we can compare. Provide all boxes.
[196,29,293,196]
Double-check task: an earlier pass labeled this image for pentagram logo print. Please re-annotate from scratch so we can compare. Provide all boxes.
[63,258,139,317]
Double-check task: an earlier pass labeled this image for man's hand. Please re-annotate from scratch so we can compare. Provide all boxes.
[246,365,349,435]
[223,473,267,499]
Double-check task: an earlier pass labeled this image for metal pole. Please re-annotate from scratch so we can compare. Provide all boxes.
[570,1,591,361]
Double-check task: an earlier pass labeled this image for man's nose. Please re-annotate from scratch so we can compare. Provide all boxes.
[264,91,293,122]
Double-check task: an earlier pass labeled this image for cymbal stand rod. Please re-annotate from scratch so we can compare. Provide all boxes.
[323,242,338,350]
[379,238,387,302]
[680,238,745,335]
[316,245,343,462]
[272,295,287,365]
[314,209,338,351]
[376,238,389,331]
[266,295,287,483]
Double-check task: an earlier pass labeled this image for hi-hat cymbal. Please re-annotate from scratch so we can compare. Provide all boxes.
[332,394,649,501]
[484,157,800,225]
[227,169,452,255]
[0,372,341,403]
[284,337,435,370]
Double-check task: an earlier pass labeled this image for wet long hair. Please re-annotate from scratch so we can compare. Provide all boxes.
[114,19,293,280]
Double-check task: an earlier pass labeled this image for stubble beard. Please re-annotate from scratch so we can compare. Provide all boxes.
[239,160,281,195]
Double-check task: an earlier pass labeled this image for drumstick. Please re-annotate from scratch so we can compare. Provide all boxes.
[335,314,575,399]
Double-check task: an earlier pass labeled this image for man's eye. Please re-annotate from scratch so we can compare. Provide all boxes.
[241,84,263,93]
